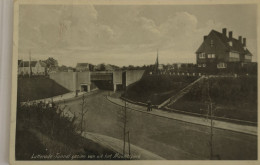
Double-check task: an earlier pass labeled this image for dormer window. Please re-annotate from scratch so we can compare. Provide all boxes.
[245,54,251,60]
[228,41,232,47]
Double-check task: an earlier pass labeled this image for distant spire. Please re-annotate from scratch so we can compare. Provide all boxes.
[155,49,159,73]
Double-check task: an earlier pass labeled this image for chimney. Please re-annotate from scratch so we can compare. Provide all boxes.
[243,38,246,46]
[229,31,233,39]
[204,35,207,41]
[238,36,242,43]
[222,28,227,36]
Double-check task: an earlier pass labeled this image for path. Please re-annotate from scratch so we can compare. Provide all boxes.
[82,132,164,160]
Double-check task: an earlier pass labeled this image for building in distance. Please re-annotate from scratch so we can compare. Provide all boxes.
[196,28,253,73]
[76,63,94,72]
[18,60,46,75]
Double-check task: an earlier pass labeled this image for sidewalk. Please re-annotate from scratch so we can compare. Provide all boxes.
[82,132,164,160]
[21,89,99,105]
[107,96,257,136]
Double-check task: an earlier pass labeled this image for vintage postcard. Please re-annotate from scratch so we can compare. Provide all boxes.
[10,0,259,164]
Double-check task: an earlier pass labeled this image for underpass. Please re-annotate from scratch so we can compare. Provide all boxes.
[49,70,145,92]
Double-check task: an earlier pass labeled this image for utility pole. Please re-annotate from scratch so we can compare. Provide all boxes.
[29,50,31,78]
[128,131,131,156]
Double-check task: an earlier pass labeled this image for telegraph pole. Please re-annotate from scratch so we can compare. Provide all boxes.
[29,50,31,78]
[128,131,131,156]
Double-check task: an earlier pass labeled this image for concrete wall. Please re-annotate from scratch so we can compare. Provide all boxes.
[49,72,77,91]
[113,71,122,85]
[126,70,145,86]
[49,70,145,92]
[76,72,91,90]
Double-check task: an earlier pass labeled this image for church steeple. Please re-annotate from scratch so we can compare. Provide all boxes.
[154,49,159,74]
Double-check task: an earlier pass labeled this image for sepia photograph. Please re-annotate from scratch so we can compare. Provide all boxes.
[10,0,259,164]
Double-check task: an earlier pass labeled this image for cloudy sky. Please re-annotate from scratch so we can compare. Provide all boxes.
[18,4,257,67]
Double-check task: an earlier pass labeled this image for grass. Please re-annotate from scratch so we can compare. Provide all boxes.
[18,77,70,102]
[123,75,198,105]
[169,76,257,122]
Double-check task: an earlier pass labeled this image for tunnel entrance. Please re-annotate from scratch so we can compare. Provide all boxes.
[80,84,89,92]
[91,80,113,90]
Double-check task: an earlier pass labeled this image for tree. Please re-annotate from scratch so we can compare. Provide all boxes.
[98,63,106,71]
[117,101,131,157]
[204,77,220,160]
[58,65,68,72]
[44,57,58,69]
[79,94,89,134]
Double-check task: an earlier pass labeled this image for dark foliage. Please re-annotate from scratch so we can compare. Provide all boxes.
[171,76,257,122]
[17,77,69,102]
[15,103,116,160]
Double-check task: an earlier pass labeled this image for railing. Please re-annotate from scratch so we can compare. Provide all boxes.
[158,76,205,108]
[119,96,257,126]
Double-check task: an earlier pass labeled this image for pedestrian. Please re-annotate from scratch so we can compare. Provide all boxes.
[147,100,151,112]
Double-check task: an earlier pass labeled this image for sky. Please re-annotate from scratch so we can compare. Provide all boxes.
[18,4,257,67]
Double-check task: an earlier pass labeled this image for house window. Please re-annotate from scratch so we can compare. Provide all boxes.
[217,63,227,69]
[229,52,240,59]
[208,54,215,58]
[245,55,252,60]
[228,41,233,47]
[199,53,206,59]
[210,40,214,47]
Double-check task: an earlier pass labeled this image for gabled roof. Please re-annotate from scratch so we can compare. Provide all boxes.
[19,61,46,67]
[39,61,46,67]
[196,29,252,56]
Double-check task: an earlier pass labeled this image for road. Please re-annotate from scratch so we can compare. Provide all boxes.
[60,90,257,160]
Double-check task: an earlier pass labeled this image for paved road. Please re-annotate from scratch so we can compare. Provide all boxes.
[60,90,257,160]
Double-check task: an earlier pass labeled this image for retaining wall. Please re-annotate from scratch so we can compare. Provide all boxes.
[49,72,77,91]
[126,70,145,86]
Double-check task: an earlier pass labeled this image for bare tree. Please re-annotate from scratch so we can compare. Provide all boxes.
[204,77,220,160]
[117,101,131,157]
[79,94,89,134]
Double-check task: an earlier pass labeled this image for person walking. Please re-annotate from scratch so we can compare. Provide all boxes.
[147,100,151,111]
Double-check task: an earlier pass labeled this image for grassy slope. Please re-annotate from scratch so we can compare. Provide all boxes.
[170,76,257,122]
[16,104,116,160]
[18,77,70,102]
[123,75,198,105]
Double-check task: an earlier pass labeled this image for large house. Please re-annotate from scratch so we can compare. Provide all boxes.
[18,60,46,75]
[196,28,253,72]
